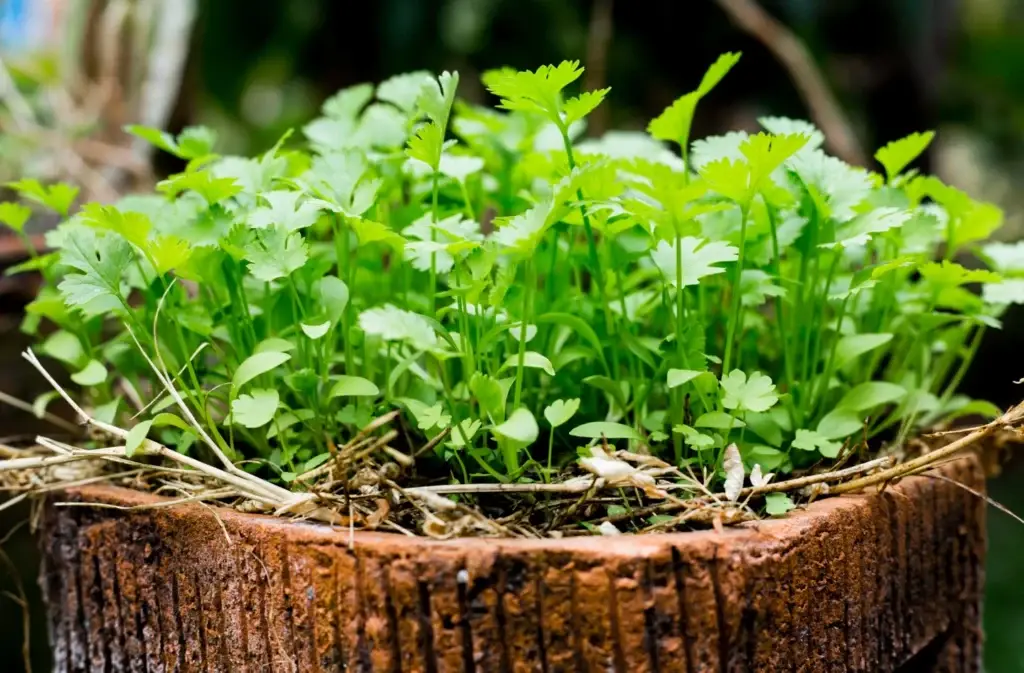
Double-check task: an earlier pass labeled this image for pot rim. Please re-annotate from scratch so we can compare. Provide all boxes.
[52,453,981,555]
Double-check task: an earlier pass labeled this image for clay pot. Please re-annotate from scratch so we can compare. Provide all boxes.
[40,456,985,672]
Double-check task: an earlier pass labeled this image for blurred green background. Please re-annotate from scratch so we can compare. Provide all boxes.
[2,0,1024,669]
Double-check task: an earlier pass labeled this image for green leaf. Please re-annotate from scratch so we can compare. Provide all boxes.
[493,407,539,444]
[534,313,609,372]
[232,351,291,391]
[764,493,796,516]
[834,333,893,369]
[650,237,738,287]
[570,421,640,441]
[744,412,783,447]
[583,375,629,411]
[249,190,324,232]
[244,226,309,281]
[348,217,406,251]
[254,338,297,354]
[417,71,460,127]
[563,88,610,126]
[693,411,745,430]
[673,424,715,450]
[919,260,1001,289]
[648,52,741,146]
[32,391,58,419]
[147,235,192,274]
[304,452,333,472]
[449,419,481,448]
[71,359,107,386]
[329,376,380,398]
[484,61,584,123]
[748,444,787,469]
[544,398,580,428]
[406,122,447,171]
[151,412,194,433]
[667,369,706,389]
[79,203,152,248]
[57,227,133,316]
[0,202,32,232]
[470,372,507,421]
[317,276,349,324]
[300,321,331,339]
[399,399,450,431]
[125,125,178,155]
[158,170,241,204]
[127,125,218,161]
[125,420,153,458]
[720,370,778,413]
[231,389,280,428]
[377,71,432,113]
[815,409,863,440]
[501,351,556,377]
[40,330,85,367]
[836,382,907,412]
[362,305,440,351]
[875,131,935,181]
[791,429,843,458]
[92,398,120,425]
[7,179,79,215]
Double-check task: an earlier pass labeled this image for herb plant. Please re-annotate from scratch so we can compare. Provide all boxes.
[4,54,1018,512]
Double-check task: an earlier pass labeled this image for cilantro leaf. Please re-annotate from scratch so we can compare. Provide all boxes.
[563,87,610,126]
[720,370,779,413]
[791,428,843,458]
[158,170,242,204]
[919,260,1001,289]
[764,493,796,516]
[875,131,934,182]
[648,52,741,147]
[79,203,153,249]
[543,398,580,428]
[57,226,133,316]
[650,237,738,287]
[243,226,308,282]
[484,61,584,124]
[249,190,324,231]
[7,179,78,215]
[377,71,432,113]
[0,202,32,232]
[984,279,1024,305]
[358,304,438,350]
[231,389,280,428]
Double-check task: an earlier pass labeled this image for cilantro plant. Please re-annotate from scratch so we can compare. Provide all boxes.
[4,54,1017,501]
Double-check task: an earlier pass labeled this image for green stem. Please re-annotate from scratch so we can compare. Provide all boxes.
[765,207,796,401]
[810,294,849,417]
[429,170,439,317]
[559,125,616,352]
[807,250,841,401]
[937,324,985,405]
[333,215,354,373]
[459,180,476,221]
[512,260,535,410]
[721,205,750,376]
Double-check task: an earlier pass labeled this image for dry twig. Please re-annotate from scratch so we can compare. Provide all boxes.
[714,0,867,166]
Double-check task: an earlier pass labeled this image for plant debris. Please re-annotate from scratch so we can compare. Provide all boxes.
[3,348,1021,538]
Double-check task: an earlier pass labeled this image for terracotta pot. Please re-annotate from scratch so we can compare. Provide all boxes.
[40,456,985,672]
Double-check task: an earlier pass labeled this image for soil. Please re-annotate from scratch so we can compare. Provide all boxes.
[38,456,985,672]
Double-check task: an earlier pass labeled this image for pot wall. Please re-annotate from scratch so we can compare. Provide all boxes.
[40,457,986,672]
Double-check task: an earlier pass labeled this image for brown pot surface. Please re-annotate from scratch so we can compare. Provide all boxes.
[40,456,986,673]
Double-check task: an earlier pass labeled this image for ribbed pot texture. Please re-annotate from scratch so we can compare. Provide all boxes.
[39,456,985,672]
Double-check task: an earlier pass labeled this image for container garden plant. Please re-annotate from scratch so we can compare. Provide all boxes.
[1,53,1021,671]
